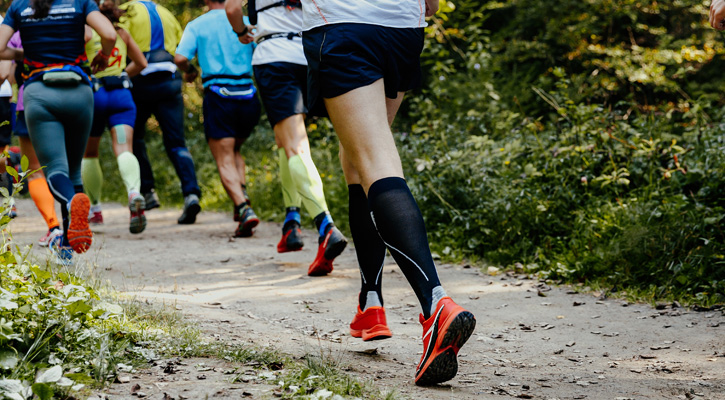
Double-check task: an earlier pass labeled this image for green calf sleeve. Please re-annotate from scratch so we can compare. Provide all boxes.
[279,148,301,209]
[81,157,103,205]
[288,152,328,218]
[116,151,141,195]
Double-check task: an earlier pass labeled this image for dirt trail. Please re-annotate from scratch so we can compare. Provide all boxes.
[9,199,725,400]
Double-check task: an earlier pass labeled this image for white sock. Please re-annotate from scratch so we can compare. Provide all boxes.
[363,291,382,311]
[430,286,448,316]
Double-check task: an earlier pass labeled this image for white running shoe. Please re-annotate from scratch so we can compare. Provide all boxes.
[39,228,63,247]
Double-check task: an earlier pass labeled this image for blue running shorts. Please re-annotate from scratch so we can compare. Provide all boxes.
[91,86,137,137]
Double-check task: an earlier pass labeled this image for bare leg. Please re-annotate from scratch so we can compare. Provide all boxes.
[208,138,246,206]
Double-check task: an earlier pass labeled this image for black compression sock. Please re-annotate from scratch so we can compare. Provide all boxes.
[349,184,386,310]
[368,177,441,319]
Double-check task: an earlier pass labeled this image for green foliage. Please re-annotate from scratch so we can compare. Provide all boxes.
[0,172,136,399]
[399,0,725,305]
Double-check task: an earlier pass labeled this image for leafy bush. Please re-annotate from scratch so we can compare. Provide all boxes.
[400,2,725,304]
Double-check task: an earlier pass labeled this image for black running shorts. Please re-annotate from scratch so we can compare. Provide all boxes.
[303,23,425,118]
[253,62,308,127]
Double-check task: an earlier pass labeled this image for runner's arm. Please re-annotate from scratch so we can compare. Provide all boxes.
[119,28,147,77]
[711,0,725,30]
[0,60,11,82]
[226,0,254,44]
[173,54,198,83]
[87,10,117,72]
[425,0,439,17]
[0,26,22,61]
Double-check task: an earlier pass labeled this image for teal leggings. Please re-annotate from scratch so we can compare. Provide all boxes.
[24,81,93,240]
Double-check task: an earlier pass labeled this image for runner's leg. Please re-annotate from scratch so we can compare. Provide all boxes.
[325,79,444,318]
[19,136,60,232]
[343,92,404,310]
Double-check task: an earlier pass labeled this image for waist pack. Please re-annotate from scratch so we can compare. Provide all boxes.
[93,74,132,91]
[42,71,83,87]
[208,84,256,101]
[145,49,174,64]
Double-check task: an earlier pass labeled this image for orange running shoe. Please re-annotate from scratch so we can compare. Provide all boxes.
[67,193,93,254]
[415,297,476,386]
[350,306,393,341]
[307,226,347,276]
[277,221,304,253]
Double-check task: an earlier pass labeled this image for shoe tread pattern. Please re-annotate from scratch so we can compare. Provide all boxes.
[416,311,476,386]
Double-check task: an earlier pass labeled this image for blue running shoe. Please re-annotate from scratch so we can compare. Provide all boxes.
[49,235,74,266]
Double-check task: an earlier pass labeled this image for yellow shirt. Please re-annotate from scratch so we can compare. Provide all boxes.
[85,29,127,78]
[118,0,182,55]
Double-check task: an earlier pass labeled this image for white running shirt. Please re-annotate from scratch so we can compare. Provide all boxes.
[252,0,307,66]
[301,0,427,31]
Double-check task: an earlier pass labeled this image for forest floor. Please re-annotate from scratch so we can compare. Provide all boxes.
[9,199,725,400]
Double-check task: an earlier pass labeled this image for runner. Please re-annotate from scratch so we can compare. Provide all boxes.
[300,0,476,385]
[6,32,62,246]
[226,0,348,275]
[0,0,117,264]
[82,0,148,234]
[175,0,261,237]
[119,0,203,224]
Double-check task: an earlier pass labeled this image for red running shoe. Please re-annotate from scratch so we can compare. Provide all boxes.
[277,221,304,253]
[89,210,103,225]
[67,193,93,254]
[350,306,392,341]
[415,297,476,386]
[307,226,347,276]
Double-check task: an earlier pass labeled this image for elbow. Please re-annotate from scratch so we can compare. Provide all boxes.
[173,54,187,69]
[103,29,117,45]
[138,58,148,69]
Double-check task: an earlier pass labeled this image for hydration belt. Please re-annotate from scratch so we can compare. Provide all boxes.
[201,73,252,84]
[208,83,257,101]
[92,73,132,92]
[256,32,302,45]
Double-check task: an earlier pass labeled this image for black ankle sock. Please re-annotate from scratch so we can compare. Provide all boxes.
[349,184,386,309]
[367,177,441,319]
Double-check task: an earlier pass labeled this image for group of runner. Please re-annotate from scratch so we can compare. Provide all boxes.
[0,0,476,387]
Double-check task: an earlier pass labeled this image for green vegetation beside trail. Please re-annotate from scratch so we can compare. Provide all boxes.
[96,0,725,305]
[0,192,390,399]
[401,0,725,305]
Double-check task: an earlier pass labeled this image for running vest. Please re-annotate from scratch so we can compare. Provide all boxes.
[85,30,127,79]
[249,0,301,25]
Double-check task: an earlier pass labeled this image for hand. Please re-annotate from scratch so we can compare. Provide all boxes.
[425,0,439,17]
[710,0,725,30]
[184,68,198,83]
[90,51,109,73]
[237,25,255,45]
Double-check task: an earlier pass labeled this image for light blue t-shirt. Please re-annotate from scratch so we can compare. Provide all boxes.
[176,10,253,88]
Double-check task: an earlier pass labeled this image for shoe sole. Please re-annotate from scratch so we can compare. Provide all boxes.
[129,197,147,234]
[178,203,201,225]
[67,194,92,254]
[307,258,333,276]
[350,324,393,341]
[235,217,259,237]
[323,235,348,261]
[415,311,476,386]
